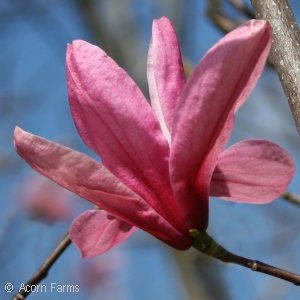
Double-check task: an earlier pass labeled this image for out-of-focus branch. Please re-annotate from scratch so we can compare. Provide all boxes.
[251,0,300,137]
[207,13,238,33]
[226,0,255,19]
[206,0,238,33]
[207,0,253,33]
[11,233,71,300]
[281,191,300,205]
[206,0,274,67]
[78,0,115,58]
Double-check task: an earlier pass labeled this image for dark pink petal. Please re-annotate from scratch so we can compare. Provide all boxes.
[67,40,188,234]
[170,20,272,229]
[210,140,295,203]
[14,127,192,250]
[147,17,186,144]
[70,210,137,258]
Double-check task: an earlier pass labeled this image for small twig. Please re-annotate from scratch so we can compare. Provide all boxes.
[221,251,300,285]
[11,233,71,300]
[281,191,300,205]
[191,230,300,286]
[251,0,300,137]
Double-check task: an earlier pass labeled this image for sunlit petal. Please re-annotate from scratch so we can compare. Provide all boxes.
[210,140,295,203]
[70,210,137,258]
[170,20,272,229]
[147,17,186,144]
[14,127,192,249]
[67,40,186,233]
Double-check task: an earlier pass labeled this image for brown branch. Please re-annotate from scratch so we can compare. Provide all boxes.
[11,233,71,300]
[251,0,300,137]
[221,251,300,285]
[11,192,300,299]
[191,230,300,286]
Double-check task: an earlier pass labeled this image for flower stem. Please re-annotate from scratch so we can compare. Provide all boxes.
[282,191,300,205]
[190,229,300,285]
[11,232,71,300]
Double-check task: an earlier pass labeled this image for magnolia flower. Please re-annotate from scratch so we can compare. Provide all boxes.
[14,17,295,258]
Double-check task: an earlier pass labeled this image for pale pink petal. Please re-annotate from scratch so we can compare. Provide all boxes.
[147,40,171,144]
[70,210,137,258]
[147,17,186,144]
[170,20,272,229]
[67,40,187,234]
[210,140,295,203]
[14,127,192,250]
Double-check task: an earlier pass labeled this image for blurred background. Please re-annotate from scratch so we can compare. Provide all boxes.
[1,0,300,299]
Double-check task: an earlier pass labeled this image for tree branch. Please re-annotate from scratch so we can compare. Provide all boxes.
[221,251,300,285]
[251,0,300,137]
[11,233,71,300]
[11,197,300,299]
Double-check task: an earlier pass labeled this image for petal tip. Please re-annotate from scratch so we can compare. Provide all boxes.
[14,125,21,134]
[14,126,24,147]
[153,16,171,27]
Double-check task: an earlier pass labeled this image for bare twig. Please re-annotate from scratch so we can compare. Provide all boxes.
[221,251,300,285]
[11,204,300,299]
[251,0,300,137]
[191,230,300,286]
[11,233,71,300]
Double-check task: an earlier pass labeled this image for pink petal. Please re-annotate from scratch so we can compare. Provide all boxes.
[210,140,295,203]
[14,127,192,250]
[67,40,187,234]
[70,210,137,258]
[147,17,186,144]
[170,20,272,229]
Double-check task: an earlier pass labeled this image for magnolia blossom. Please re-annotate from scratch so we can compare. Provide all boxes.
[14,17,295,257]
